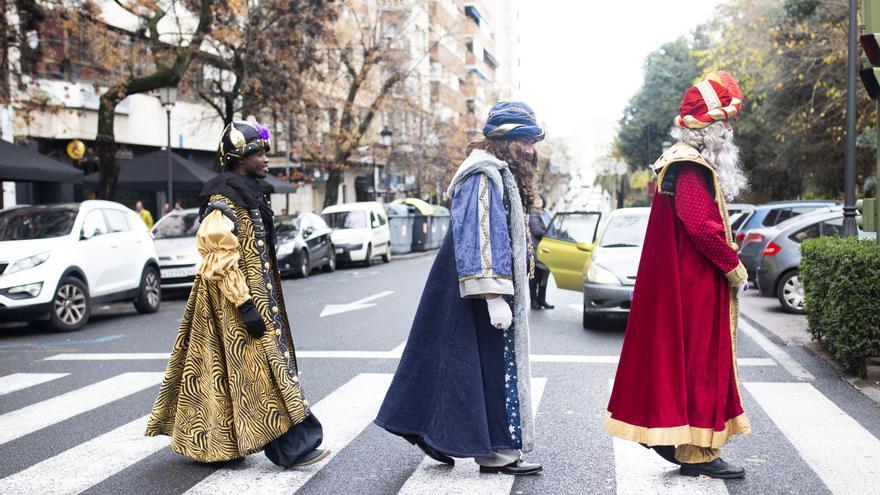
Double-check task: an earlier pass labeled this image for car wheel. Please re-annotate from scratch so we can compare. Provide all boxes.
[295,250,310,278]
[382,246,391,263]
[323,248,337,273]
[363,244,373,267]
[48,277,91,332]
[133,265,161,314]
[777,270,807,314]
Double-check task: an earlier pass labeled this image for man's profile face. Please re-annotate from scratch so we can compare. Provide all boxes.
[509,138,537,167]
[241,151,269,179]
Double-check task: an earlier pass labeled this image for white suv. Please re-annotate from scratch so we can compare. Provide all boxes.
[0,201,161,331]
[321,202,391,266]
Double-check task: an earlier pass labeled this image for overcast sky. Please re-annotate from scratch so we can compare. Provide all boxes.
[517,0,724,171]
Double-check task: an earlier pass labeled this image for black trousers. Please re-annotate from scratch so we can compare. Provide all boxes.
[529,265,549,304]
[263,412,324,466]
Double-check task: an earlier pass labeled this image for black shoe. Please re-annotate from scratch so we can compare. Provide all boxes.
[404,435,454,465]
[539,301,555,309]
[479,459,542,476]
[531,301,542,310]
[287,448,331,468]
[641,444,680,465]
[679,458,745,479]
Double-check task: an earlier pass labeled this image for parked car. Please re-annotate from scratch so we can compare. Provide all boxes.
[321,202,391,266]
[152,207,201,289]
[581,208,650,329]
[755,210,875,314]
[275,213,336,278]
[738,206,838,283]
[727,203,754,219]
[0,201,161,331]
[733,200,840,248]
[537,209,603,291]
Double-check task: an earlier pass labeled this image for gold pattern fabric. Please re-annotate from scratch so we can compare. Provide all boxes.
[675,445,722,464]
[603,411,750,449]
[197,210,250,307]
[146,194,307,463]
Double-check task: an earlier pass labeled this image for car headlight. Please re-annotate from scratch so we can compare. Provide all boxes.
[276,241,295,257]
[7,252,51,274]
[5,282,43,299]
[586,264,619,285]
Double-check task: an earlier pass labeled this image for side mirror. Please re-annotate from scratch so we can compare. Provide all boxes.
[303,226,315,237]
[576,242,593,252]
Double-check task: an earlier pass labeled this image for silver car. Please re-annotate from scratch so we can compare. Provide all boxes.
[581,208,650,329]
[756,210,875,314]
[152,208,202,289]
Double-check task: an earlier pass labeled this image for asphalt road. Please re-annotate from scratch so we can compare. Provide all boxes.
[1,253,879,494]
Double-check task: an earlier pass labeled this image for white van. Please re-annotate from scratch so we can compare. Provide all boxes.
[321,202,391,266]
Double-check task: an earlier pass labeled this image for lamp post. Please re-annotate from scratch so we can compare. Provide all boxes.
[374,126,393,201]
[158,86,178,209]
[844,0,859,236]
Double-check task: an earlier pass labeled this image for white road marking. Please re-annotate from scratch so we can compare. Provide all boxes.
[0,416,166,495]
[398,378,548,495]
[0,373,68,396]
[746,382,880,494]
[739,320,814,380]
[184,373,393,495]
[43,353,171,361]
[319,290,395,317]
[0,372,163,446]
[608,379,729,494]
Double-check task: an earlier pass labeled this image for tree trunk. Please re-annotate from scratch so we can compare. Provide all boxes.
[96,89,124,199]
[323,148,351,207]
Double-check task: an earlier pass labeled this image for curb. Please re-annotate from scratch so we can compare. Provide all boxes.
[391,250,438,260]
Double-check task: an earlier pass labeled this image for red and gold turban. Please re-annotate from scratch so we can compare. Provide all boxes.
[674,71,743,129]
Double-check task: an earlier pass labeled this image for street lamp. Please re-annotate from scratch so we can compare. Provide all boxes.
[158,86,178,209]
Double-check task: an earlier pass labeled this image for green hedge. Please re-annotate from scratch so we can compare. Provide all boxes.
[801,237,880,377]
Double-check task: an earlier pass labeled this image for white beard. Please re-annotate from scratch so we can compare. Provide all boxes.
[671,122,748,201]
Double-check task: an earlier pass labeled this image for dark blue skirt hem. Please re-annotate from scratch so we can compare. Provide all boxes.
[373,419,516,459]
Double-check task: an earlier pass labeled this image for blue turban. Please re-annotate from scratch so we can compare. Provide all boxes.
[482,101,545,142]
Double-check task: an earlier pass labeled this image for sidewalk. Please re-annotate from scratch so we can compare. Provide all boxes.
[739,291,880,404]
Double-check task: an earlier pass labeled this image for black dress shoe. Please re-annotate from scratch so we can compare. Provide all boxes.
[531,301,543,310]
[404,435,454,465]
[539,301,555,309]
[641,444,680,465]
[479,459,542,476]
[679,458,745,479]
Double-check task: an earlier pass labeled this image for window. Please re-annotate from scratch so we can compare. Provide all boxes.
[0,207,77,241]
[323,211,367,229]
[600,214,650,248]
[103,209,130,233]
[81,210,108,239]
[731,212,751,231]
[545,213,601,244]
[820,217,844,237]
[377,212,387,226]
[774,208,794,225]
[789,222,821,243]
[370,211,379,228]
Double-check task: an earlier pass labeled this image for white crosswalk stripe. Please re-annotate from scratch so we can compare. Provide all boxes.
[0,416,166,495]
[746,382,880,495]
[0,372,163,446]
[398,378,548,495]
[184,373,394,495]
[0,372,68,396]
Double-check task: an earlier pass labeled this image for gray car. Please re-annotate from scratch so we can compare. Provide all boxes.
[152,208,202,289]
[581,207,650,329]
[756,210,875,314]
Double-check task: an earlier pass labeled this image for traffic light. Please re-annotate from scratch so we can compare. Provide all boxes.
[856,198,878,232]
[860,0,880,98]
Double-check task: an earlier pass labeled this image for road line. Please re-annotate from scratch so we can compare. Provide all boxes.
[608,379,729,494]
[397,378,547,495]
[739,320,814,380]
[745,382,880,494]
[0,372,163,446]
[320,290,395,317]
[43,353,171,361]
[0,416,166,495]
[185,373,393,495]
[0,373,68,396]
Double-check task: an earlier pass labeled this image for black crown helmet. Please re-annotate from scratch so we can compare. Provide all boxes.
[218,120,271,167]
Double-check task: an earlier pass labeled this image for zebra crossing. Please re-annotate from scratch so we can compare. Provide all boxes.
[1,359,879,494]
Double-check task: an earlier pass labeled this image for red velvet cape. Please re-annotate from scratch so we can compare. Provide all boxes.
[604,160,750,448]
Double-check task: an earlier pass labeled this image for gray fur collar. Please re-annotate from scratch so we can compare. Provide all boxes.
[447,149,506,199]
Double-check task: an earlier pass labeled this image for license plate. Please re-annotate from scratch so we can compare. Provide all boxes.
[161,267,196,279]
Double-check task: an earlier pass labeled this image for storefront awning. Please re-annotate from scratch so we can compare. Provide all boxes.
[0,140,83,183]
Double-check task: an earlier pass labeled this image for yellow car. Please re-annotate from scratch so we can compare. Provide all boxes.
[537,211,603,291]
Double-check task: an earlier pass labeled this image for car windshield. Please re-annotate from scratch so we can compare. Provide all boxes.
[546,212,601,243]
[600,213,649,247]
[153,212,200,239]
[0,207,78,240]
[323,211,367,229]
[275,217,301,236]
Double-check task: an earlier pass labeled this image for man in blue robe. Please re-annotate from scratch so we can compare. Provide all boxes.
[375,102,544,476]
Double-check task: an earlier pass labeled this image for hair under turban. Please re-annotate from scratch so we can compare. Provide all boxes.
[482,101,545,142]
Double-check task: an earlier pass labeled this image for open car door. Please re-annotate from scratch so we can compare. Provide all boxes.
[537,211,602,291]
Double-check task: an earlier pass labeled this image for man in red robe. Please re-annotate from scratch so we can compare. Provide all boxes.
[604,72,751,479]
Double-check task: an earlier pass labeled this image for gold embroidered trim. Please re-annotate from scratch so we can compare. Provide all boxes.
[725,262,748,287]
[603,411,751,449]
[459,272,513,282]
[478,175,493,274]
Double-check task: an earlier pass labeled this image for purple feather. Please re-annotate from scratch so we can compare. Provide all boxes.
[248,117,271,140]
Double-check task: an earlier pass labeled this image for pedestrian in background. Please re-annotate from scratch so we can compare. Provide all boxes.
[146,119,329,468]
[529,193,553,310]
[604,72,751,479]
[376,101,544,476]
[173,201,183,211]
[161,202,170,217]
[134,200,153,229]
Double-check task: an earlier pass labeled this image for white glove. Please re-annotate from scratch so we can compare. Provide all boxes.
[737,281,749,298]
[486,296,512,330]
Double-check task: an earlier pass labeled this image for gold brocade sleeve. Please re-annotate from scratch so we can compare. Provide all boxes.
[197,210,250,307]
[724,261,748,287]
